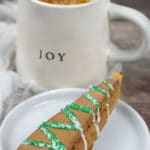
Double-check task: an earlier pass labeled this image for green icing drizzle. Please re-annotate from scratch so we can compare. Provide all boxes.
[91,86,110,98]
[39,102,95,131]
[23,140,54,150]
[22,121,67,150]
[22,102,96,150]
[103,80,113,90]
[41,121,78,130]
[22,86,111,150]
[82,92,100,109]
[39,126,66,150]
[66,103,94,115]
[62,107,83,130]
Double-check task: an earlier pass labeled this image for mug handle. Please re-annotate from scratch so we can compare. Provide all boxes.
[108,3,150,61]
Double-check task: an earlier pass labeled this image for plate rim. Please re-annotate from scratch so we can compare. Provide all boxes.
[0,88,150,150]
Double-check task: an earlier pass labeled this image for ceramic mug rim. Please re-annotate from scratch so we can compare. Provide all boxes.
[31,0,98,9]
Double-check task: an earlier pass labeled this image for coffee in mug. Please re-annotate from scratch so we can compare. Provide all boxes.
[39,0,90,5]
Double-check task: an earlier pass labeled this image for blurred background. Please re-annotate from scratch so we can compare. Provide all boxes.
[113,0,150,17]
[111,0,150,128]
[0,0,149,128]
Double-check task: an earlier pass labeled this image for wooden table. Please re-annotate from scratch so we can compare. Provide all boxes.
[110,19,150,129]
[123,70,150,129]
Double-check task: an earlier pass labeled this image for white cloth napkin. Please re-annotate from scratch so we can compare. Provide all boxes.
[0,0,45,123]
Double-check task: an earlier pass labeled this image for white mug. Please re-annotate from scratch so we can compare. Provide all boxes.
[17,0,150,89]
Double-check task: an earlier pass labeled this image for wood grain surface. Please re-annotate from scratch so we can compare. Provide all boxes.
[111,0,150,129]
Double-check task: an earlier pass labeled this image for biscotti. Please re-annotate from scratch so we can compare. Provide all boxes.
[18,72,124,150]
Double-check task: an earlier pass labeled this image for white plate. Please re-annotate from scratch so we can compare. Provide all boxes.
[0,88,150,150]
